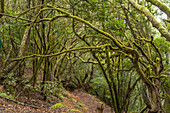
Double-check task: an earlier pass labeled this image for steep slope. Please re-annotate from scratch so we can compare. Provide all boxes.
[0,86,112,113]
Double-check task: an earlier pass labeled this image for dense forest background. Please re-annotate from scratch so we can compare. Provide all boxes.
[0,0,169,113]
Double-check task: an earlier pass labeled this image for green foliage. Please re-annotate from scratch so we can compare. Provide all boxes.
[77,102,82,107]
[154,38,170,70]
[57,94,65,101]
[0,0,169,112]
[0,73,17,94]
[2,73,17,86]
[0,92,14,100]
[154,38,170,53]
[43,81,59,95]
[91,76,107,89]
[33,80,66,100]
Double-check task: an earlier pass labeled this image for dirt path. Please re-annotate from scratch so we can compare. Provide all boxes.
[72,90,113,113]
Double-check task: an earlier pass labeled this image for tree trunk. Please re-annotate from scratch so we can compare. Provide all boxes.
[1,25,32,74]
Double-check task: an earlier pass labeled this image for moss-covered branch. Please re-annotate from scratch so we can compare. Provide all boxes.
[0,13,32,22]
[17,5,44,17]
[46,5,124,49]
[0,0,4,18]
[12,45,118,61]
[75,56,99,64]
[129,0,170,42]
[35,14,68,23]
[146,0,170,17]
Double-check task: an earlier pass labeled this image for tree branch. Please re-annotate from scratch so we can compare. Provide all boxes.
[146,0,170,17]
[129,0,170,42]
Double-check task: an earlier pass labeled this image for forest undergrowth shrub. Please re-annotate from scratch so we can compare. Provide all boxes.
[30,80,68,101]
[0,72,67,101]
[0,73,17,95]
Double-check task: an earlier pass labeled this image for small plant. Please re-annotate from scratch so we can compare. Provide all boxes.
[39,80,66,98]
[2,73,17,86]
[0,92,14,100]
[0,93,7,97]
[0,73,17,95]
[77,102,82,107]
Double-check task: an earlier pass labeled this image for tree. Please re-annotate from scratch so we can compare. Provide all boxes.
[0,0,169,112]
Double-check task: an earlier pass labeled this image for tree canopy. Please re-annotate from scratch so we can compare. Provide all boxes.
[0,0,169,113]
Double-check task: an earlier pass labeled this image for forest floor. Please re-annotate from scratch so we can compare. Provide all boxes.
[0,85,113,113]
[0,66,113,113]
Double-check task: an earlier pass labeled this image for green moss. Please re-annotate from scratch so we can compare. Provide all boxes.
[91,97,96,100]
[77,102,82,107]
[68,109,82,113]
[99,102,104,104]
[50,103,64,109]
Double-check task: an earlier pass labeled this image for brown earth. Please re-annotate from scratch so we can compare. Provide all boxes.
[0,87,113,113]
[72,89,113,113]
[0,66,113,113]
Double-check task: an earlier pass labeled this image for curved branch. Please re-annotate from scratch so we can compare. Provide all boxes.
[0,13,32,22]
[146,0,170,17]
[12,45,118,61]
[129,0,170,42]
[35,14,68,23]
